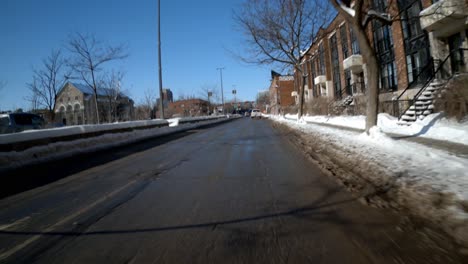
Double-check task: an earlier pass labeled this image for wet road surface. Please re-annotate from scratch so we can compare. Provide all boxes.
[0,118,464,263]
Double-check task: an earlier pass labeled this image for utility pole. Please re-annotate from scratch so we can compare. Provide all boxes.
[232,86,237,114]
[157,0,165,119]
[217,67,225,115]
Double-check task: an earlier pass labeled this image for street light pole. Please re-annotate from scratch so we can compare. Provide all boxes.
[157,0,165,119]
[232,85,237,113]
[217,67,225,115]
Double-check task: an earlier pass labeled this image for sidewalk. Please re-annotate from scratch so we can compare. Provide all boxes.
[283,116,468,158]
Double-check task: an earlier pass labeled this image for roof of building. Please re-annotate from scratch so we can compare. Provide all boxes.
[62,82,128,98]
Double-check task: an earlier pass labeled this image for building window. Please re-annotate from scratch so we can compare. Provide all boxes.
[350,27,361,55]
[340,25,349,59]
[318,43,325,76]
[309,58,317,97]
[330,34,342,99]
[372,0,397,91]
[399,0,432,86]
[344,70,352,95]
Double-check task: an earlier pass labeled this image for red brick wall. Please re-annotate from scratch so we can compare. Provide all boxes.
[168,99,209,117]
[279,79,295,107]
[389,4,409,91]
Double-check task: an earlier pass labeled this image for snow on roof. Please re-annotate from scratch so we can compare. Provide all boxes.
[279,76,294,81]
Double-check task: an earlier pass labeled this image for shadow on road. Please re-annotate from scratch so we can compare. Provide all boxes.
[0,190,360,237]
[0,130,197,199]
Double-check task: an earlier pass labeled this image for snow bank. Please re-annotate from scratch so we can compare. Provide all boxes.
[0,117,232,171]
[284,113,468,146]
[272,116,468,244]
[0,119,169,144]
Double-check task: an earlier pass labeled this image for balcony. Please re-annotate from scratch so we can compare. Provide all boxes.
[314,75,327,84]
[420,0,468,38]
[343,55,363,73]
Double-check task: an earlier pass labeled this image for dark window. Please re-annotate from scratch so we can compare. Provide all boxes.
[344,70,352,95]
[12,114,33,125]
[340,25,349,59]
[448,33,464,73]
[0,116,10,126]
[398,0,432,86]
[318,43,325,76]
[350,27,360,55]
[372,0,397,91]
[309,59,317,97]
[330,34,342,98]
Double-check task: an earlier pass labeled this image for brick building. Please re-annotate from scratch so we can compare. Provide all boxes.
[167,99,209,117]
[268,71,295,115]
[295,0,467,118]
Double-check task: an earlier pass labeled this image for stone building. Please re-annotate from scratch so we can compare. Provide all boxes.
[54,82,134,125]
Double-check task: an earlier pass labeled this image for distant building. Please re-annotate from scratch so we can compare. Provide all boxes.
[167,99,209,117]
[268,71,295,115]
[163,88,173,103]
[54,82,134,125]
[156,88,174,109]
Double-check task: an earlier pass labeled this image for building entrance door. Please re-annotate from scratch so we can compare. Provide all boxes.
[448,33,464,74]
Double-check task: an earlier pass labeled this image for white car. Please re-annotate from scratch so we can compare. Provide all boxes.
[250,109,261,119]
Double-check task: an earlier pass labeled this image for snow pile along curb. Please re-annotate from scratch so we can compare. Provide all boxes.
[272,115,468,247]
[284,113,468,146]
[0,116,234,171]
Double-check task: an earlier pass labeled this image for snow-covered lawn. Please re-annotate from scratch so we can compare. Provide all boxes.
[272,115,468,244]
[284,113,468,146]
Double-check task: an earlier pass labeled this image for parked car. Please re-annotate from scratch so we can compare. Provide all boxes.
[0,113,46,134]
[250,109,261,119]
[244,111,250,117]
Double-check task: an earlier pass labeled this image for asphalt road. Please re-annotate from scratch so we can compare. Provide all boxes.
[0,118,464,263]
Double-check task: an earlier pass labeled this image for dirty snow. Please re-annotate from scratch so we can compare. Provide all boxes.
[0,117,230,171]
[273,116,468,218]
[288,113,468,146]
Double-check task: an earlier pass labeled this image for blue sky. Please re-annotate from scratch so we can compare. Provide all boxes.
[0,0,273,111]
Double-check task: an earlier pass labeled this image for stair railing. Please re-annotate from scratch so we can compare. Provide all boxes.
[397,48,468,120]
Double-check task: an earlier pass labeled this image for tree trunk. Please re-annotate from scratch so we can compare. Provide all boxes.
[297,66,305,119]
[354,24,379,133]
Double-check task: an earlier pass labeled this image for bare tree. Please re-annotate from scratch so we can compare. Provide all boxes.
[24,84,41,112]
[177,93,197,101]
[100,70,125,122]
[142,88,157,119]
[234,0,332,118]
[328,1,391,132]
[329,0,454,132]
[27,50,65,120]
[66,33,128,124]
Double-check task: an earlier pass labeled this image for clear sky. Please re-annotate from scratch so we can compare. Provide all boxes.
[0,0,273,112]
